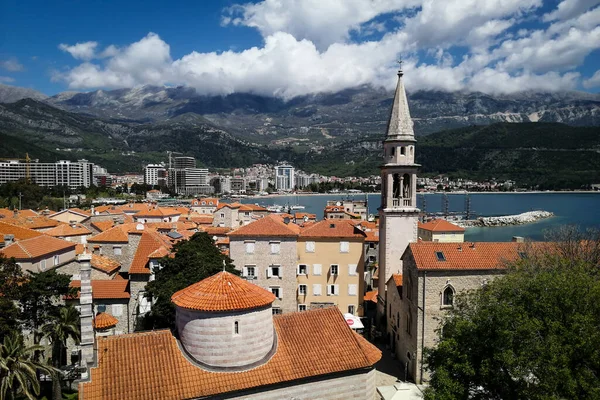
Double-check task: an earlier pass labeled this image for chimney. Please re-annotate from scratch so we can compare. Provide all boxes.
[3,234,14,248]
[330,223,336,228]
[78,252,94,380]
[70,220,77,228]
[90,205,95,215]
[470,242,476,249]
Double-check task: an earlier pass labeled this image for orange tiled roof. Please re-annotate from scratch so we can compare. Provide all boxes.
[171,271,275,312]
[201,226,232,236]
[134,207,181,218]
[299,219,366,239]
[215,237,230,245]
[418,219,465,233]
[228,214,299,238]
[409,242,523,271]
[192,197,219,206]
[1,235,75,259]
[88,223,145,243]
[148,246,170,259]
[392,274,403,287]
[0,221,43,241]
[91,254,120,275]
[80,307,381,400]
[145,221,197,231]
[18,209,39,218]
[294,212,316,219]
[239,203,268,212]
[129,230,171,274]
[90,220,114,232]
[91,205,123,215]
[364,290,378,303]
[364,230,379,243]
[70,280,130,299]
[0,215,62,230]
[45,223,92,237]
[189,215,213,225]
[93,312,118,329]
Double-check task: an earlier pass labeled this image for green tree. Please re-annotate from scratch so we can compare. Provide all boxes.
[424,230,600,400]
[42,306,80,400]
[0,332,55,400]
[0,256,23,341]
[142,232,238,331]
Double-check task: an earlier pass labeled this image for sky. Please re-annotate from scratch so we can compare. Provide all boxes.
[0,0,599,97]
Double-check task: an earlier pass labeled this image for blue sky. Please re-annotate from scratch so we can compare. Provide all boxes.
[1,0,599,96]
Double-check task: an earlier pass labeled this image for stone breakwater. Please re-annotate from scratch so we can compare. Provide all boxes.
[458,211,554,227]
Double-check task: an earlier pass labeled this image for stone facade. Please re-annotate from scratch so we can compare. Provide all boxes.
[223,368,377,400]
[396,252,503,383]
[176,305,274,368]
[385,276,404,362]
[90,232,141,272]
[230,237,298,313]
[57,260,116,280]
[129,276,150,331]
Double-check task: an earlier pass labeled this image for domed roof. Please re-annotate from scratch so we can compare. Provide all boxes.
[93,312,119,329]
[171,271,276,312]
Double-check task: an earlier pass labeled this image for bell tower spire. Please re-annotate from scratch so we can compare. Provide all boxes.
[377,64,420,321]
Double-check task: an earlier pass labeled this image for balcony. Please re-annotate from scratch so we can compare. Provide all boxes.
[392,198,412,207]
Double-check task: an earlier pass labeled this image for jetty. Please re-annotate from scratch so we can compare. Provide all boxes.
[457,210,554,228]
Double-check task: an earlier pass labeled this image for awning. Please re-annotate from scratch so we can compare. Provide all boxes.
[344,313,364,329]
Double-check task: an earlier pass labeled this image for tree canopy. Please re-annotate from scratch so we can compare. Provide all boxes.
[424,230,600,400]
[142,232,238,331]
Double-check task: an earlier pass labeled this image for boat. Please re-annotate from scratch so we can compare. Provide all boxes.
[290,204,305,210]
[266,204,284,213]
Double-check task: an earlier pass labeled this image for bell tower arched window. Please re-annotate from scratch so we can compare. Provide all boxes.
[442,286,454,307]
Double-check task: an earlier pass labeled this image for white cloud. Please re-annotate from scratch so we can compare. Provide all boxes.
[543,0,600,22]
[0,76,15,83]
[583,70,600,89]
[0,57,24,72]
[59,41,98,60]
[55,0,599,96]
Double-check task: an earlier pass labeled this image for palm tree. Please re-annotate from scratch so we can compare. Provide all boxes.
[0,332,55,400]
[42,306,80,400]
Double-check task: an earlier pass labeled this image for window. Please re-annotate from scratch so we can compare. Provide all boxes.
[270,241,280,254]
[139,292,152,314]
[340,241,350,253]
[112,304,123,317]
[391,147,396,156]
[245,241,255,254]
[298,284,307,295]
[39,259,47,271]
[313,264,322,276]
[313,284,322,296]
[442,286,454,307]
[348,305,355,315]
[305,241,315,253]
[53,255,60,266]
[244,212,250,216]
[330,264,339,275]
[267,265,280,278]
[406,311,412,335]
[369,242,376,249]
[406,274,413,300]
[234,321,239,334]
[113,246,122,256]
[435,251,446,261]
[272,308,283,315]
[327,284,339,296]
[270,286,281,298]
[348,284,357,296]
[297,264,308,275]
[220,213,225,218]
[348,264,357,276]
[368,255,376,263]
[401,146,406,155]
[242,265,256,279]
[298,304,307,312]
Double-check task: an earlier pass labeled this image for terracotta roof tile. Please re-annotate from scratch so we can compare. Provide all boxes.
[409,242,523,271]
[1,235,75,259]
[93,312,119,329]
[364,230,379,243]
[70,280,130,299]
[201,226,232,236]
[0,215,61,230]
[228,214,299,238]
[299,219,366,239]
[87,226,129,243]
[392,274,403,287]
[45,223,92,237]
[90,220,114,232]
[17,209,39,217]
[129,230,172,275]
[364,290,378,303]
[80,307,381,400]
[189,215,213,225]
[191,197,219,206]
[294,212,316,220]
[418,219,465,233]
[134,207,181,218]
[91,254,120,275]
[0,221,43,241]
[172,271,275,312]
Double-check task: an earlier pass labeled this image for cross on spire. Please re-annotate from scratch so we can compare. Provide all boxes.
[397,59,404,76]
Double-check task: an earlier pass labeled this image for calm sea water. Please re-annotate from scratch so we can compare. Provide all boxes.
[241,192,600,242]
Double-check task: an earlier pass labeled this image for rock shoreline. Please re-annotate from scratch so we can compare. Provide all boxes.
[457,211,554,227]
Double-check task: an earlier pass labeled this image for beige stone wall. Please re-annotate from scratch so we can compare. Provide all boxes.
[57,260,115,280]
[230,237,298,313]
[431,231,464,243]
[49,212,88,224]
[17,249,76,274]
[177,306,274,368]
[91,232,141,272]
[224,368,377,400]
[129,276,150,331]
[396,253,504,383]
[297,238,365,316]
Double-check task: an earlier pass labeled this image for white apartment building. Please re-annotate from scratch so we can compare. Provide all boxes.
[275,165,295,191]
[0,159,94,188]
[144,163,167,186]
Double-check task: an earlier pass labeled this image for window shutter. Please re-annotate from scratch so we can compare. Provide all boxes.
[313,264,322,275]
[334,284,340,296]
[348,284,357,296]
[112,304,123,316]
[340,241,349,253]
[305,241,315,252]
[348,264,357,276]
[267,267,272,278]
[279,288,283,299]
[242,267,248,277]
[296,265,300,275]
[313,284,321,296]
[327,285,332,296]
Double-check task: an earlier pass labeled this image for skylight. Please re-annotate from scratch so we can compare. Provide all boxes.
[435,251,446,261]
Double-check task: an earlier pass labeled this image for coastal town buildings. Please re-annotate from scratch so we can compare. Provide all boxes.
[143,163,167,186]
[418,219,465,242]
[0,158,94,188]
[275,164,295,191]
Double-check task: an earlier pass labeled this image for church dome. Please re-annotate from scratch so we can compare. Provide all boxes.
[172,271,276,369]
[171,271,275,312]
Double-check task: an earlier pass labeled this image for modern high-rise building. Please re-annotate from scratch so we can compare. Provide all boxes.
[275,165,295,191]
[144,163,167,186]
[0,159,94,189]
[173,156,196,169]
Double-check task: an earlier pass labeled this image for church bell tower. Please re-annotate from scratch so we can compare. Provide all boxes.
[377,64,420,320]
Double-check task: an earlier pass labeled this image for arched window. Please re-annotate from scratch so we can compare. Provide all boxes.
[393,174,401,199]
[234,321,239,334]
[442,286,454,307]
[406,311,412,335]
[403,174,411,200]
[391,147,396,156]
[410,146,414,155]
[400,146,406,155]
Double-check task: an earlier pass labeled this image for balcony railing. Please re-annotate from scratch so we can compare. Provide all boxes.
[392,198,411,207]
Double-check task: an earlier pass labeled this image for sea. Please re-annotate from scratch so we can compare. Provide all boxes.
[240,192,600,242]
